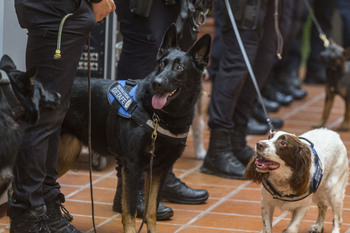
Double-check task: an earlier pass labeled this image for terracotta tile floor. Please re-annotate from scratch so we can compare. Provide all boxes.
[1,80,350,233]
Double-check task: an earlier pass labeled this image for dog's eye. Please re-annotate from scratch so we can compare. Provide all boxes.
[280,141,286,147]
[176,64,184,71]
[159,61,165,69]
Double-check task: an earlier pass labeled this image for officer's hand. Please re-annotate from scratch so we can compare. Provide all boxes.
[91,0,116,22]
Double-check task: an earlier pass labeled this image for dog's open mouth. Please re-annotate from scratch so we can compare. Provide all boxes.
[255,155,280,172]
[152,88,179,109]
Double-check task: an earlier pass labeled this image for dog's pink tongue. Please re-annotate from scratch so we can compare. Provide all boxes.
[256,158,280,170]
[152,93,168,109]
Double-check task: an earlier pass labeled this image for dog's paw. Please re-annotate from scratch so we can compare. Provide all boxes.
[195,145,206,160]
[308,224,324,233]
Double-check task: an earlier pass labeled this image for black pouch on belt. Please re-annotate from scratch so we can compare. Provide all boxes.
[129,0,154,17]
[224,0,262,31]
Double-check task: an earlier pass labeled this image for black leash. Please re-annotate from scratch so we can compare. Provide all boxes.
[302,0,330,48]
[87,32,98,233]
[224,0,275,133]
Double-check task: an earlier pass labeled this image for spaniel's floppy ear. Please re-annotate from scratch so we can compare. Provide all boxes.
[290,142,312,195]
[244,153,265,183]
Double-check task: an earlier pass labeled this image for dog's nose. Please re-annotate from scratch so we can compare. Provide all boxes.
[152,77,166,90]
[256,141,266,151]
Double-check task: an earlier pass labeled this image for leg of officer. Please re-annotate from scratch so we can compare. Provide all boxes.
[9,0,96,232]
[201,0,270,179]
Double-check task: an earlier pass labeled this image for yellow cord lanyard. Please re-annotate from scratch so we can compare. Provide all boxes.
[54,13,74,59]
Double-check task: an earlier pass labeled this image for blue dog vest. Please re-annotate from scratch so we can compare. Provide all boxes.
[108,80,138,118]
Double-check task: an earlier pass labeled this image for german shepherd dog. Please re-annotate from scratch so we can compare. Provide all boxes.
[57,24,211,232]
[313,42,350,131]
[0,55,60,196]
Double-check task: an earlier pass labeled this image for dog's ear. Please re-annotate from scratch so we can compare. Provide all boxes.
[0,55,17,71]
[344,47,350,60]
[244,152,264,183]
[25,66,37,86]
[291,143,311,195]
[158,24,178,59]
[188,34,211,71]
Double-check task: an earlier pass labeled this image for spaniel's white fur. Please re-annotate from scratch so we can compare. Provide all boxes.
[245,128,349,233]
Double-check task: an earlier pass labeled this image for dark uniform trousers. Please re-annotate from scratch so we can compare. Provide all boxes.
[9,0,95,218]
[282,0,334,77]
[209,0,277,129]
[115,0,194,80]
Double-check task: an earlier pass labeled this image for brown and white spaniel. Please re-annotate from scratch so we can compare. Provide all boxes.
[245,128,349,233]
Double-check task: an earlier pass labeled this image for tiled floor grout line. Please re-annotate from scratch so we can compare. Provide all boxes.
[178,225,260,232]
[66,199,113,206]
[0,226,8,233]
[328,117,344,129]
[65,171,116,199]
[278,92,325,120]
[271,211,289,228]
[174,181,251,233]
[85,213,121,233]
[176,164,202,179]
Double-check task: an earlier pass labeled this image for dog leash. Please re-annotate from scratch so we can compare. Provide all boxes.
[137,113,159,233]
[87,32,98,233]
[302,0,330,48]
[224,0,275,133]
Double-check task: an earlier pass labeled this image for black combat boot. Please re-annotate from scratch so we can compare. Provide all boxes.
[200,128,246,179]
[9,205,50,233]
[160,171,209,204]
[113,178,173,220]
[45,194,81,233]
[231,125,255,166]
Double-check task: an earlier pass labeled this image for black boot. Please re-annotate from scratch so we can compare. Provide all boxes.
[112,178,173,220]
[261,96,280,113]
[247,116,269,135]
[262,83,294,106]
[231,125,255,166]
[9,205,50,233]
[45,194,81,233]
[200,128,246,179]
[160,171,208,204]
[252,103,284,129]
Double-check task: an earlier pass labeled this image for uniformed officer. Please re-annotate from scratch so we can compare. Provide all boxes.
[9,0,115,232]
[201,0,281,179]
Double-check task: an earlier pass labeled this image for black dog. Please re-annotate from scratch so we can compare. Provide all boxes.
[57,24,211,232]
[0,55,60,196]
[313,42,350,131]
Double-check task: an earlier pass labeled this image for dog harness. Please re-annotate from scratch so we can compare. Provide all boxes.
[262,137,323,202]
[106,80,189,155]
[107,80,139,118]
[0,69,25,120]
